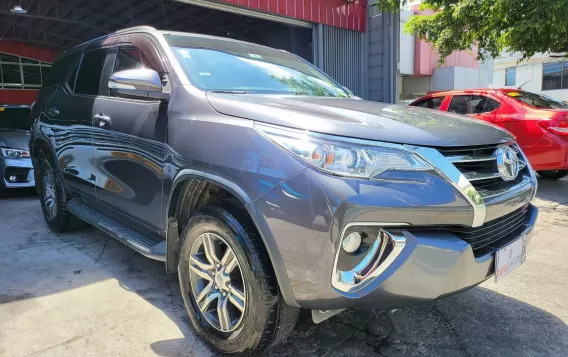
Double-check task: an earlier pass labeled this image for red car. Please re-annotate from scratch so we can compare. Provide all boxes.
[410,89,568,180]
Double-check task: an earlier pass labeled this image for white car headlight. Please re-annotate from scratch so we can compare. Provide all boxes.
[1,148,30,158]
[256,123,432,178]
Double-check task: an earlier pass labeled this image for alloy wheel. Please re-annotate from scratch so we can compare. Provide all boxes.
[188,232,246,332]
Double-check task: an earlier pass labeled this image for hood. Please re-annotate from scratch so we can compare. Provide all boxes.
[206,94,514,147]
[0,130,31,150]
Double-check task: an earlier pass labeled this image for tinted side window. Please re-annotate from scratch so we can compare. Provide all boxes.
[43,52,81,89]
[448,96,470,114]
[449,95,500,115]
[413,97,444,110]
[74,49,108,95]
[482,97,500,112]
[113,46,151,73]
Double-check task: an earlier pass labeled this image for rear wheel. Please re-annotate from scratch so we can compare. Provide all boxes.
[537,170,568,180]
[38,156,84,232]
[178,202,298,355]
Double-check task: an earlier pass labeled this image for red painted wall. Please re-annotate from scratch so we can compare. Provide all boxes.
[219,0,367,32]
[0,41,60,105]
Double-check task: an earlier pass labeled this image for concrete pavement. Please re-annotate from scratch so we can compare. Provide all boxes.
[1,177,567,357]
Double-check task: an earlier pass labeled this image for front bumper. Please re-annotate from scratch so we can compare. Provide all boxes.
[343,203,538,309]
[0,157,35,189]
[255,164,538,310]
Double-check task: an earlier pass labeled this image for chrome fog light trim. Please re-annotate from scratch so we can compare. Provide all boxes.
[332,225,407,294]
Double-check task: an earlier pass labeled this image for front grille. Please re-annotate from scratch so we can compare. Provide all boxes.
[446,205,529,254]
[436,144,528,195]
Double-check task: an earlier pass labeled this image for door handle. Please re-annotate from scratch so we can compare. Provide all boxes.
[47,107,59,118]
[93,113,111,128]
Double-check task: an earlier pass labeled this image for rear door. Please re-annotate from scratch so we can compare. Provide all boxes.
[42,49,109,198]
[91,41,168,230]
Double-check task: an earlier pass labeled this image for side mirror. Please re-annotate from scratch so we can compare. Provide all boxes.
[109,68,168,100]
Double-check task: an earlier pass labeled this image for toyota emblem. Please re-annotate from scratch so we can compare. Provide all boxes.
[495,145,520,181]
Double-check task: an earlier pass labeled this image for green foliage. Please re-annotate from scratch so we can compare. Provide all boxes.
[373,0,568,63]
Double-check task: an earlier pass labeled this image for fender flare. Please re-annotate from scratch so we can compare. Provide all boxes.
[166,168,299,307]
[30,134,67,188]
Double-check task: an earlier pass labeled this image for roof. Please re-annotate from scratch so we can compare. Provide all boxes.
[0,1,302,51]
[427,88,522,96]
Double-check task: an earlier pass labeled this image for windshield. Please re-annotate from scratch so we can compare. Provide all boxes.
[166,35,348,97]
[507,91,568,109]
[0,107,31,131]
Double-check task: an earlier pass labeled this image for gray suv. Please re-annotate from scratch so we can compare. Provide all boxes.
[31,26,538,355]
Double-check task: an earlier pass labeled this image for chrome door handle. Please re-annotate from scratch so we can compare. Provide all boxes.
[93,114,111,128]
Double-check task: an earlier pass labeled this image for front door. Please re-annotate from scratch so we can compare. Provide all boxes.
[92,44,168,230]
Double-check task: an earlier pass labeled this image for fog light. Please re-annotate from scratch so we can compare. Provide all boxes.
[342,232,362,253]
[8,175,17,182]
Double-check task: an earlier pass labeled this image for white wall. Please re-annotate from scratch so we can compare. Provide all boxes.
[399,10,415,75]
[490,61,568,101]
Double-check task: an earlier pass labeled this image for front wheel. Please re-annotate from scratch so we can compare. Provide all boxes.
[178,202,298,355]
[537,170,568,180]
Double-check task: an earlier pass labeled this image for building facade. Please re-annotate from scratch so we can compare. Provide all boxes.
[0,0,399,105]
[398,5,492,101]
[491,53,568,101]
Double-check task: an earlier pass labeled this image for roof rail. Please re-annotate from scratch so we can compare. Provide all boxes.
[115,25,157,33]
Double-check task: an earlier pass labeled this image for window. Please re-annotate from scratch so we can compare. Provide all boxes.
[505,91,568,109]
[505,67,516,86]
[0,51,52,89]
[542,62,568,90]
[166,34,350,97]
[448,95,500,115]
[114,46,150,73]
[413,97,444,110]
[74,49,108,95]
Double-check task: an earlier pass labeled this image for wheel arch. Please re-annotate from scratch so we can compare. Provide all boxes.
[166,169,299,307]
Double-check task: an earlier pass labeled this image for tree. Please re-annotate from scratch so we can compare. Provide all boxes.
[373,0,568,62]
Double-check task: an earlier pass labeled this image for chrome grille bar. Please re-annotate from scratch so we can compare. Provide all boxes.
[447,155,495,163]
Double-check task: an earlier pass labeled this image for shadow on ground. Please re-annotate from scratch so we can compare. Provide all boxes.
[534,176,568,205]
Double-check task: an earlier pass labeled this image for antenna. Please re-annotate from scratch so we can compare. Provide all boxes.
[518,80,530,90]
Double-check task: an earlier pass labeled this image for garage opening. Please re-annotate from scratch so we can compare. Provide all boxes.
[162,3,314,63]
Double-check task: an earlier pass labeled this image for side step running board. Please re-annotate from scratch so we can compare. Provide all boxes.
[68,198,166,261]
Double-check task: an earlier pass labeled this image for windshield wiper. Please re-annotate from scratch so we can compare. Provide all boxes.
[208,90,256,94]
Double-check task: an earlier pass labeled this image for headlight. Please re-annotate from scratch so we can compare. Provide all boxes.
[256,123,432,178]
[1,148,30,158]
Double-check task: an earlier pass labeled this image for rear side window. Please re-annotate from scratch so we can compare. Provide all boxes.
[413,97,444,110]
[43,52,81,88]
[74,49,108,95]
[506,91,568,109]
[448,95,500,115]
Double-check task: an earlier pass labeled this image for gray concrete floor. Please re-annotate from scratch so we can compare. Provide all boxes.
[1,178,568,357]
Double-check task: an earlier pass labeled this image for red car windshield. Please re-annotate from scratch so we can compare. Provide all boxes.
[506,91,568,110]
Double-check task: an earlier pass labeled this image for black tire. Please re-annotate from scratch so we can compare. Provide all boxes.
[537,170,568,180]
[38,156,84,232]
[178,202,299,355]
